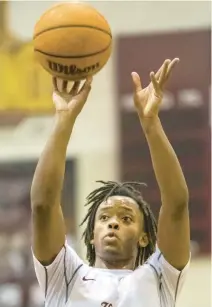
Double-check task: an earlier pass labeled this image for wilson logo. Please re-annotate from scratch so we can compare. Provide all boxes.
[48,61,100,75]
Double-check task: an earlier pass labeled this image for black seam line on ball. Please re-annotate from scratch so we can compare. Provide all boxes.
[34,43,111,58]
[33,25,112,39]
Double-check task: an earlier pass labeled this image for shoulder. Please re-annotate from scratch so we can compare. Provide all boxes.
[129,245,190,304]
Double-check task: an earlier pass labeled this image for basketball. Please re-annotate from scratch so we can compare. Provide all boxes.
[33,2,112,81]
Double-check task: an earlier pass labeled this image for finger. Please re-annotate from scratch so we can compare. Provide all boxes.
[166,58,180,79]
[78,76,93,97]
[155,59,170,80]
[69,81,81,96]
[158,59,171,86]
[53,77,58,92]
[150,72,160,92]
[131,72,142,93]
[62,80,68,93]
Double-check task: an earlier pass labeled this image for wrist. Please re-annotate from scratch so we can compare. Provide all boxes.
[139,116,161,136]
[54,112,76,135]
[55,111,76,126]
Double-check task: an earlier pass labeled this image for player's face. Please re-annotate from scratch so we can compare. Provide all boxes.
[92,196,148,266]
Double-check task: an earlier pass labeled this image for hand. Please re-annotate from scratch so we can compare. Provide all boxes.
[52,76,92,120]
[131,58,179,127]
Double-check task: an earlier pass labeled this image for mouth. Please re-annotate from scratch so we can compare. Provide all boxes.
[104,232,119,239]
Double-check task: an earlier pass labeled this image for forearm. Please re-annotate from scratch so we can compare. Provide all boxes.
[141,117,189,206]
[31,114,75,208]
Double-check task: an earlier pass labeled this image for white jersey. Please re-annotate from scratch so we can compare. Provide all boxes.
[33,242,189,307]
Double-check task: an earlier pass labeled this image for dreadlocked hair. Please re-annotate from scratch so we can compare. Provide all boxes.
[80,180,157,268]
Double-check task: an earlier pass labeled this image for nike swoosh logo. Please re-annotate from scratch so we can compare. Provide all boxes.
[82,276,95,281]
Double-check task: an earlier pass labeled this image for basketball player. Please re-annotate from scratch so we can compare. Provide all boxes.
[31,58,190,307]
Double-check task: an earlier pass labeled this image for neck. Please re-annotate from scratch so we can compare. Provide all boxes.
[94,256,135,270]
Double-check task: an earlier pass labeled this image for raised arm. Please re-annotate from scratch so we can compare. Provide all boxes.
[31,77,92,265]
[132,59,190,270]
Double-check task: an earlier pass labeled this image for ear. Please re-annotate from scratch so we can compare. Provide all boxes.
[138,233,149,248]
[90,238,94,245]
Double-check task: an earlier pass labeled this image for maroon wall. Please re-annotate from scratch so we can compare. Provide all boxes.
[115,29,211,254]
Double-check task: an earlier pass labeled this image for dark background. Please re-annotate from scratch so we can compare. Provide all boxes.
[116,29,211,254]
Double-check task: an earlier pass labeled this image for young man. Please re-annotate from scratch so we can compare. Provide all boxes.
[31,58,190,307]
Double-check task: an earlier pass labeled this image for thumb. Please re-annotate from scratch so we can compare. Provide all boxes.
[131,72,142,93]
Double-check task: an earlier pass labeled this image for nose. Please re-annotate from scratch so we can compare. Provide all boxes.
[108,220,119,230]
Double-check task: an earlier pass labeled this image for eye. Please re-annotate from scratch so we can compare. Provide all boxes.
[122,216,132,223]
[100,214,109,221]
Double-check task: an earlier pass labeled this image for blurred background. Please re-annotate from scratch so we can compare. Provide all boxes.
[0,1,211,307]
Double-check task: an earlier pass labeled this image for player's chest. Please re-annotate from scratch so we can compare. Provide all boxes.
[68,273,120,305]
[67,272,160,307]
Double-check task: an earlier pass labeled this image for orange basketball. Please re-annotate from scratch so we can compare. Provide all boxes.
[33,2,112,81]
